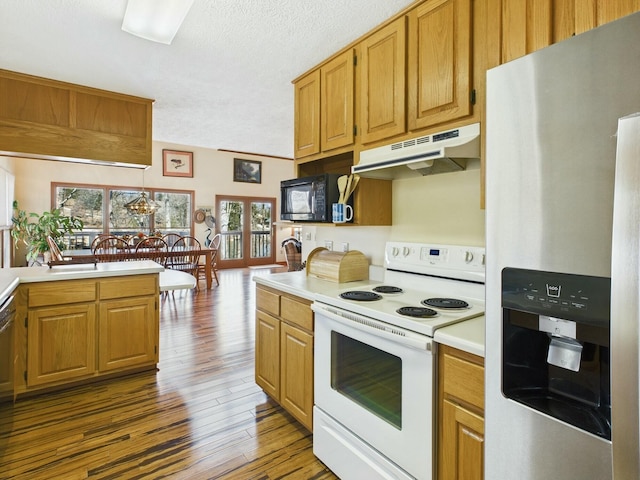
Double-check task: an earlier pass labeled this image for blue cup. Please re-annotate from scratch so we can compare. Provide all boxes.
[332,203,353,223]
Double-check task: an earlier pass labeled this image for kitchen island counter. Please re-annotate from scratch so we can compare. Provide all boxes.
[0,260,163,301]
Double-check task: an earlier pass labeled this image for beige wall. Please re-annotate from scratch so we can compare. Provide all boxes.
[7,143,295,263]
[303,160,486,269]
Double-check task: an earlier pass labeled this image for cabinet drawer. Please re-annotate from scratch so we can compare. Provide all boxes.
[100,275,156,300]
[27,280,96,308]
[256,287,280,316]
[281,296,313,331]
[441,347,484,411]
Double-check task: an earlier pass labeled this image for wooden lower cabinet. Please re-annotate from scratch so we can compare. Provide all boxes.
[27,303,97,386]
[255,284,314,431]
[17,274,159,395]
[279,321,313,428]
[438,344,485,480]
[255,310,280,399]
[99,296,157,372]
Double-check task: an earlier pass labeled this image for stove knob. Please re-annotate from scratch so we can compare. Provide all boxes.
[464,251,474,263]
[403,247,411,257]
[391,247,399,257]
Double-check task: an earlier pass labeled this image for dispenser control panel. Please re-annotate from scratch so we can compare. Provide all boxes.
[502,268,610,325]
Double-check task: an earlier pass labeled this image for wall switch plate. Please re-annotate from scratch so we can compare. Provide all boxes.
[342,242,349,252]
[325,241,333,250]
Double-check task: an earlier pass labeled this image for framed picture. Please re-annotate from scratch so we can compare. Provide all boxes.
[233,158,262,184]
[163,149,193,177]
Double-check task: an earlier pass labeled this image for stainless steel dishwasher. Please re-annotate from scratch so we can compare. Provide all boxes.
[0,294,16,400]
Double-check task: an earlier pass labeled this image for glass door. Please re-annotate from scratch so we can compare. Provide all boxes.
[216,195,275,268]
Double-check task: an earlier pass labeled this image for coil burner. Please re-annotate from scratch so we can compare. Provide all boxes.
[372,286,403,294]
[340,291,383,302]
[396,306,438,318]
[422,298,469,309]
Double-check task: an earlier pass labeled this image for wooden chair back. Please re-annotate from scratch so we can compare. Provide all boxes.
[169,235,201,277]
[93,236,131,262]
[162,233,183,248]
[135,237,169,266]
[46,236,65,262]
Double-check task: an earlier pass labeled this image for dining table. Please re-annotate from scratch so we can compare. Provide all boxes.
[62,246,218,289]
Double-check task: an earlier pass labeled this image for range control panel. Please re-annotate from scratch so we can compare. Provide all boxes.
[385,242,485,282]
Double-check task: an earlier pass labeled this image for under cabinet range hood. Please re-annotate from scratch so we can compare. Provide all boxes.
[353,123,480,179]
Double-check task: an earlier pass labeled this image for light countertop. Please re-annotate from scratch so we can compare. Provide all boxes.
[253,270,383,301]
[0,260,163,303]
[253,270,485,357]
[434,316,485,358]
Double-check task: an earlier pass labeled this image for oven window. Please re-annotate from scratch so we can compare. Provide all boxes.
[331,331,402,429]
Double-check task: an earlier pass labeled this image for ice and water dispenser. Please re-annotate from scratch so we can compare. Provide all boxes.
[501,268,611,440]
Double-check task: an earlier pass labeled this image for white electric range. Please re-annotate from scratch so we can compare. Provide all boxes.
[312,242,485,480]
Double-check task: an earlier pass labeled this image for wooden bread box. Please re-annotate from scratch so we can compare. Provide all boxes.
[306,247,369,283]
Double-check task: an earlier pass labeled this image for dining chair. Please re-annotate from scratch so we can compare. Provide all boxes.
[198,233,221,286]
[93,236,131,262]
[282,237,304,271]
[162,233,183,248]
[135,236,169,267]
[46,236,65,262]
[90,233,111,251]
[128,234,148,246]
[169,235,201,280]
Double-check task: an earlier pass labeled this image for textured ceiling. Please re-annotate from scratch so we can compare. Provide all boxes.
[1,0,415,159]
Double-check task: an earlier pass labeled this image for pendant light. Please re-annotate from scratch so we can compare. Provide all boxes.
[125,166,159,216]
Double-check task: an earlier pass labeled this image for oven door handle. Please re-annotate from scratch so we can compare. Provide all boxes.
[312,302,433,352]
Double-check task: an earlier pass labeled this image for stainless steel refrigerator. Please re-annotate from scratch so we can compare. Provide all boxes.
[485,11,640,480]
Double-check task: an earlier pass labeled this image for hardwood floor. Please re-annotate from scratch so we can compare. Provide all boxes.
[0,267,339,480]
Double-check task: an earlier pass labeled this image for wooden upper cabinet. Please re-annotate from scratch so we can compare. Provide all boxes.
[321,49,355,152]
[0,69,153,166]
[505,0,640,62]
[501,0,553,63]
[359,16,407,144]
[408,0,473,130]
[294,70,321,158]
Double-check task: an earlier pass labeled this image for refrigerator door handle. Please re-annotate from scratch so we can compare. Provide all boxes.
[610,113,640,479]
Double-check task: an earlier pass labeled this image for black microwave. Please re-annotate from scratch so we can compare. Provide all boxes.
[280,174,351,222]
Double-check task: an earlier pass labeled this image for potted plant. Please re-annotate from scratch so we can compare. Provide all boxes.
[11,201,84,265]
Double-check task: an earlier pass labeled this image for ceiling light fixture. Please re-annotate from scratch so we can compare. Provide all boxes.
[122,0,195,45]
[125,166,159,215]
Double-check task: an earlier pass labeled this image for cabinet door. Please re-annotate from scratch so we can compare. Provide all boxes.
[98,296,156,372]
[255,310,280,400]
[360,17,406,144]
[408,0,472,130]
[321,49,355,152]
[501,0,553,63]
[439,399,485,480]
[280,322,313,431]
[27,304,96,386]
[294,70,321,158]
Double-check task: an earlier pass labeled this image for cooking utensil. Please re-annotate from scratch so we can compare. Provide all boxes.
[351,174,360,196]
[344,175,353,204]
[337,175,348,203]
[344,174,359,203]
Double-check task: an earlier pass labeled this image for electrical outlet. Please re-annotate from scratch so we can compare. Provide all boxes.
[305,232,311,241]
[342,242,349,252]
[325,241,333,250]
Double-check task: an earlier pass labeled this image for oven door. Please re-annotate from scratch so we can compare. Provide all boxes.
[312,302,434,480]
